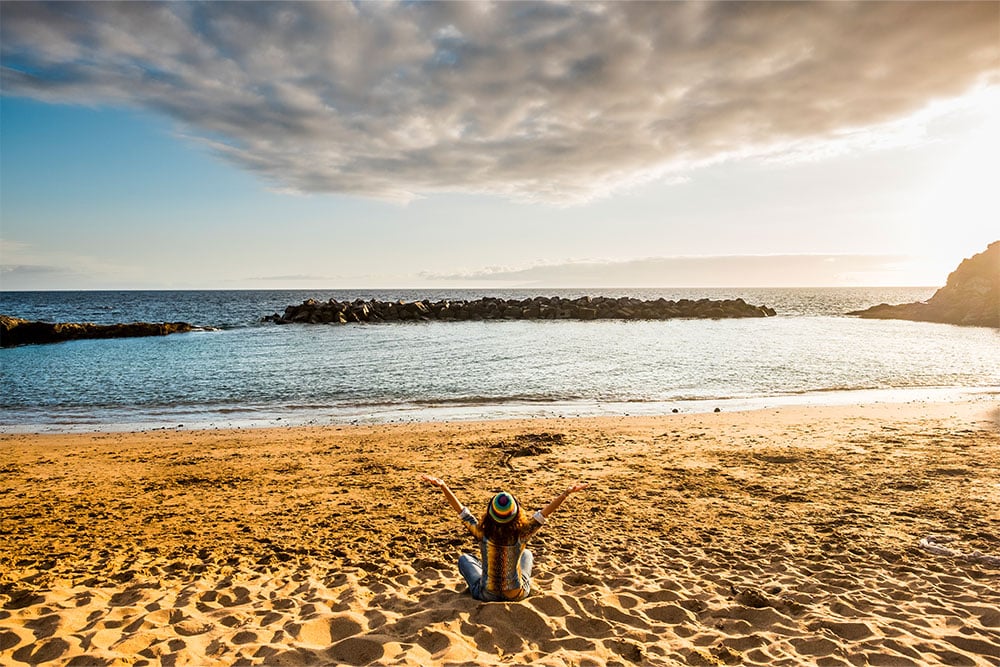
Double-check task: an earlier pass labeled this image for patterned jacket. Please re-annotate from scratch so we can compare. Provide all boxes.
[459,507,545,600]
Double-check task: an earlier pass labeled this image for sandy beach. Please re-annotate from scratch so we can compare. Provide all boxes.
[1,400,998,666]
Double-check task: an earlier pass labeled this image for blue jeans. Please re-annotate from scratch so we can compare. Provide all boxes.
[458,550,533,601]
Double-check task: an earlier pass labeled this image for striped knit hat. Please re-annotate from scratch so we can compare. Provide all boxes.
[489,492,518,524]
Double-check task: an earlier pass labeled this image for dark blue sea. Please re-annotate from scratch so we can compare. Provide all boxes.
[1,288,997,432]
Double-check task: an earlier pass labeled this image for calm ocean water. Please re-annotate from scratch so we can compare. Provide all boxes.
[1,288,998,432]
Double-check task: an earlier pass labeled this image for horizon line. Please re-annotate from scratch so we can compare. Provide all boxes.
[0,285,941,293]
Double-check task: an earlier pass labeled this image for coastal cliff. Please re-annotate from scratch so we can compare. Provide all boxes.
[848,241,999,328]
[0,316,195,348]
[264,295,776,325]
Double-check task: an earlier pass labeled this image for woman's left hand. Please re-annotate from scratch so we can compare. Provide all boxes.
[567,482,590,494]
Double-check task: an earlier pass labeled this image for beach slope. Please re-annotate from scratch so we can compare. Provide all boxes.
[2,402,998,666]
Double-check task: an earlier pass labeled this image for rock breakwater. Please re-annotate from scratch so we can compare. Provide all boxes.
[264,295,776,325]
[0,316,196,348]
[848,241,999,328]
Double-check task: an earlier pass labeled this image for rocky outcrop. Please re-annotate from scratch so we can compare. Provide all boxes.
[263,295,776,325]
[0,316,195,348]
[848,241,999,328]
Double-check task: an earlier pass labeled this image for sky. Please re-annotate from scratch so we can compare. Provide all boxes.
[1,1,998,290]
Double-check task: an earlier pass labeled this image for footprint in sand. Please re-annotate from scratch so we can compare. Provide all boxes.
[645,603,695,625]
[23,613,63,641]
[811,619,874,641]
[562,572,602,587]
[943,635,1000,661]
[108,588,145,607]
[217,586,252,607]
[471,604,553,642]
[725,605,792,628]
[325,637,384,666]
[414,628,451,655]
[12,637,71,664]
[1,630,22,652]
[288,613,365,647]
[789,635,840,657]
[174,618,213,636]
[564,614,614,639]
[526,595,571,617]
[720,632,769,652]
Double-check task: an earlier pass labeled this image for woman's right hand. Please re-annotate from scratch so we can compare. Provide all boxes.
[421,474,446,488]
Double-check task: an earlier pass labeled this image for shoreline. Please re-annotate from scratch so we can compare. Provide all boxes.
[2,384,997,435]
[2,400,999,665]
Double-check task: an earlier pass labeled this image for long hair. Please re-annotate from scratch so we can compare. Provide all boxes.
[479,496,533,545]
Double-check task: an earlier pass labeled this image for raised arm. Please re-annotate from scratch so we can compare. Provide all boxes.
[540,482,590,519]
[421,474,464,514]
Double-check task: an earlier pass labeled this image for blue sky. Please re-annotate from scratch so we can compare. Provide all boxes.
[1,1,998,290]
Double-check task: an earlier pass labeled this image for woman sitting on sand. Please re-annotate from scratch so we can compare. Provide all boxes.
[422,475,589,601]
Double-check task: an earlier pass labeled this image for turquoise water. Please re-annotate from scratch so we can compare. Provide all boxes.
[1,288,997,431]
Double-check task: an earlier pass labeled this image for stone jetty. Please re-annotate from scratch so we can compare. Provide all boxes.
[264,295,776,325]
[848,241,999,328]
[0,316,195,348]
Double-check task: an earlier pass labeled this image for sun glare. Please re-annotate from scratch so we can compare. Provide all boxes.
[910,87,1000,284]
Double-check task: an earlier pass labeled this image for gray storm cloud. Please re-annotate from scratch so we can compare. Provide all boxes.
[2,1,997,201]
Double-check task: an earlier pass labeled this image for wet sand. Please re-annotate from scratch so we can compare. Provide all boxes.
[1,400,999,666]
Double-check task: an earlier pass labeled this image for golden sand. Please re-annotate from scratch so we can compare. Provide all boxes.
[1,400,998,666]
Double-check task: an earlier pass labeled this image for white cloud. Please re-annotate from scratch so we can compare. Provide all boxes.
[2,1,997,202]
